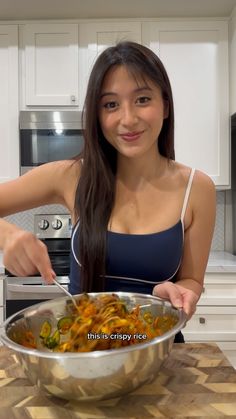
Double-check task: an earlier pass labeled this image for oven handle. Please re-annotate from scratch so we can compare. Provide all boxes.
[6,284,67,293]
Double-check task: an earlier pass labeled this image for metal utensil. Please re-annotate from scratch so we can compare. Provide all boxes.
[52,278,78,309]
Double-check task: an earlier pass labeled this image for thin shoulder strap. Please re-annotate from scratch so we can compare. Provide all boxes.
[181,168,195,222]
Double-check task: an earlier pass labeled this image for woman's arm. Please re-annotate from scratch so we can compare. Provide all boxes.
[0,160,80,281]
[0,160,77,218]
[153,170,216,318]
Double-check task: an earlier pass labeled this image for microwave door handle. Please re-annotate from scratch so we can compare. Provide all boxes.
[6,283,65,294]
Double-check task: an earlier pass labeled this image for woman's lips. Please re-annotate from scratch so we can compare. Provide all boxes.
[120,131,144,142]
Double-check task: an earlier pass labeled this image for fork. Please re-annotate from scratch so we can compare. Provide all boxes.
[52,278,78,309]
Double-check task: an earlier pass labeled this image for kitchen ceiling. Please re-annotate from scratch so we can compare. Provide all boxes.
[0,0,236,20]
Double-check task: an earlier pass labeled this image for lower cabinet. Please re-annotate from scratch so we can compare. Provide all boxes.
[0,276,4,325]
[183,305,236,341]
[183,272,236,366]
[0,275,5,327]
[0,277,5,344]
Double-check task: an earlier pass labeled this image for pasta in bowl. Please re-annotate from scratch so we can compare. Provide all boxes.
[0,292,187,401]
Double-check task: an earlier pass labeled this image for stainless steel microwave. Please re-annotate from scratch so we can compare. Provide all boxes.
[19,111,84,175]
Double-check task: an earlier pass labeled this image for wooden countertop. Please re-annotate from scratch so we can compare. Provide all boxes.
[1,343,236,418]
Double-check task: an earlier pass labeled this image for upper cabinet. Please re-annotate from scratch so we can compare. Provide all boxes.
[18,19,229,188]
[142,21,229,188]
[229,8,236,115]
[78,22,141,109]
[0,25,19,183]
[22,23,79,106]
[21,21,141,110]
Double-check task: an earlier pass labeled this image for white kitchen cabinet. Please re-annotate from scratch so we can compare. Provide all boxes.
[0,276,4,325]
[78,21,141,109]
[0,25,19,183]
[23,23,79,106]
[142,21,229,188]
[184,272,236,343]
[18,18,230,186]
[184,306,236,341]
[229,7,236,115]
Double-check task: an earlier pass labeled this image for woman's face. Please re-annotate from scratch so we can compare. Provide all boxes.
[98,65,168,160]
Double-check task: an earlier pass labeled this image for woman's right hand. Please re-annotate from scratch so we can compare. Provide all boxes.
[3,227,55,283]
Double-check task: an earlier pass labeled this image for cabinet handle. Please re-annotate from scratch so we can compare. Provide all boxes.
[71,95,76,103]
[199,317,206,324]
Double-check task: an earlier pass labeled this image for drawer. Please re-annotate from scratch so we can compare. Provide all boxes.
[205,273,236,283]
[0,307,3,346]
[0,279,3,306]
[0,306,4,324]
[216,341,236,350]
[199,283,236,305]
[183,306,236,342]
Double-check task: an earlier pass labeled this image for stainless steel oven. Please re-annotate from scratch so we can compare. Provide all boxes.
[19,111,84,175]
[5,214,71,318]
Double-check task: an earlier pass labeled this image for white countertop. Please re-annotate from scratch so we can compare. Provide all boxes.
[1,251,236,276]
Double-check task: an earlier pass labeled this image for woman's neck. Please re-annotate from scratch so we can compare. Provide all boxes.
[116,153,169,190]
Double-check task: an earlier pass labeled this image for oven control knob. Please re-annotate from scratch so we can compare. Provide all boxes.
[38,219,49,230]
[52,219,62,230]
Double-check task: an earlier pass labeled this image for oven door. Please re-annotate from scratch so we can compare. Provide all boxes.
[5,276,69,318]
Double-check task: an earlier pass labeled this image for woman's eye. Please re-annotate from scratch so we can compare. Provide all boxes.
[103,101,118,110]
[137,96,151,104]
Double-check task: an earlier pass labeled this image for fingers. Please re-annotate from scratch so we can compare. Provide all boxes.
[29,239,55,284]
[153,282,198,320]
[175,284,199,319]
[153,282,183,309]
[3,241,37,277]
[3,230,55,284]
[184,302,196,319]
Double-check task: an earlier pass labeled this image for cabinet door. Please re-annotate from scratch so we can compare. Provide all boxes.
[78,22,141,109]
[24,24,79,106]
[198,272,236,305]
[0,25,19,183]
[0,276,3,306]
[183,306,236,342]
[229,9,236,114]
[142,21,229,188]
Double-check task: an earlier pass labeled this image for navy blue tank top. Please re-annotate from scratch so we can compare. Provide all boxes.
[69,168,195,296]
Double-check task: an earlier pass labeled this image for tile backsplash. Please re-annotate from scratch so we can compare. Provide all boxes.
[211,191,225,251]
[4,191,225,251]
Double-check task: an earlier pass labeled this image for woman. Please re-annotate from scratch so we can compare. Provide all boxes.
[0,42,216,342]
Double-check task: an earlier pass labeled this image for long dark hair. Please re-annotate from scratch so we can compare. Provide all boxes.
[75,41,175,292]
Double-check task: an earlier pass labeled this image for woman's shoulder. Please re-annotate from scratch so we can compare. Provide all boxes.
[31,159,82,191]
[172,162,216,211]
[25,158,82,212]
[0,159,83,217]
[46,158,82,177]
[173,161,216,227]
[51,158,82,178]
[50,159,82,212]
[173,161,215,192]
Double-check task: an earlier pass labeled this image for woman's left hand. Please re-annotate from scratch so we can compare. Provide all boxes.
[152,281,200,319]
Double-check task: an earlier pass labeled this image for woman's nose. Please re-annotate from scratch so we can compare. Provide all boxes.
[120,105,138,126]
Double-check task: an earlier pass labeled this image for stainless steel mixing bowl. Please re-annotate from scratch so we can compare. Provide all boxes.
[0,292,187,401]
